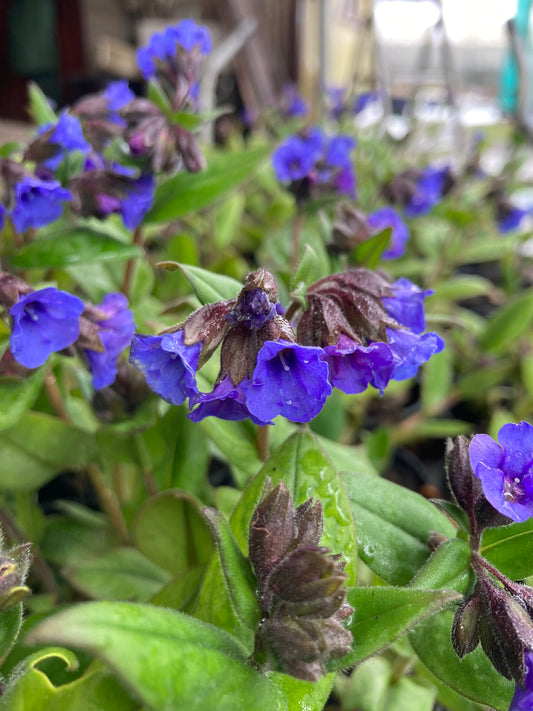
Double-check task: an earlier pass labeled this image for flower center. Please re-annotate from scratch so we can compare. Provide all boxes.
[503,476,526,503]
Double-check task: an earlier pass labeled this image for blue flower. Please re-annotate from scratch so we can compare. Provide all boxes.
[469,421,533,523]
[120,173,155,229]
[404,166,450,218]
[10,176,72,233]
[129,330,201,405]
[321,335,394,395]
[104,80,135,111]
[272,136,319,182]
[382,278,444,380]
[40,111,91,170]
[0,203,5,231]
[509,650,533,710]
[367,207,410,259]
[497,204,530,234]
[188,375,271,426]
[280,83,308,118]
[382,278,434,333]
[242,340,332,423]
[326,86,345,120]
[84,293,135,389]
[10,287,84,369]
[136,19,212,79]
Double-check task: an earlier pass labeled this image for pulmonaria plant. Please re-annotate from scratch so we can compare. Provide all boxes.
[248,481,353,680]
[272,126,356,204]
[382,165,455,218]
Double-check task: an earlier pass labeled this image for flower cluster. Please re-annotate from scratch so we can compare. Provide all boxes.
[382,165,455,218]
[272,127,356,203]
[1,275,134,390]
[130,267,443,424]
[249,481,353,680]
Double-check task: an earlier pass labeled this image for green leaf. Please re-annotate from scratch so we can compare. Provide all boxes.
[290,244,320,291]
[30,602,286,711]
[334,586,460,668]
[62,548,171,602]
[410,539,473,594]
[480,519,533,580]
[27,81,57,125]
[0,142,22,158]
[147,79,172,116]
[133,491,213,576]
[0,413,99,491]
[0,653,136,711]
[193,508,260,648]
[421,347,453,415]
[334,656,392,711]
[214,192,246,249]
[353,227,391,268]
[341,472,456,585]
[383,677,436,711]
[432,275,496,301]
[231,429,358,586]
[480,289,533,353]
[268,671,335,711]
[160,262,242,304]
[146,145,270,223]
[11,228,142,269]
[0,369,46,431]
[0,604,23,665]
[409,609,513,710]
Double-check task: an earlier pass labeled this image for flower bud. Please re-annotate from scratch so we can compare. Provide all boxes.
[451,593,481,658]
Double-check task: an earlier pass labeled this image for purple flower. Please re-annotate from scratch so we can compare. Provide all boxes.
[188,375,271,426]
[326,86,345,120]
[129,330,201,406]
[0,203,5,231]
[325,135,356,169]
[136,19,212,79]
[120,173,155,229]
[469,421,533,523]
[509,650,533,710]
[281,83,308,118]
[382,278,444,380]
[10,176,72,233]
[321,335,394,395]
[354,91,380,114]
[242,340,332,423]
[382,278,434,333]
[385,327,444,381]
[404,166,450,218]
[272,136,319,182]
[40,111,91,170]
[84,293,135,389]
[367,207,410,259]
[497,204,530,233]
[9,287,84,369]
[104,80,134,111]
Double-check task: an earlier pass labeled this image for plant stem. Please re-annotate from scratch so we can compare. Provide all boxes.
[290,214,303,273]
[87,465,129,545]
[256,425,270,462]
[121,227,143,297]
[44,369,70,422]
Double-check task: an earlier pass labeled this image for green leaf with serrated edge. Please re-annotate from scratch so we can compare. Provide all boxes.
[230,429,358,586]
[29,602,286,711]
[0,369,46,431]
[268,671,335,711]
[0,413,99,491]
[62,548,171,602]
[133,491,213,576]
[146,144,270,223]
[353,227,391,268]
[480,289,533,353]
[160,262,242,304]
[410,539,473,594]
[193,508,260,645]
[11,229,142,269]
[0,658,136,711]
[290,244,320,291]
[480,519,533,580]
[330,586,460,669]
[27,82,57,125]
[0,604,23,665]
[409,609,513,710]
[340,472,456,585]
